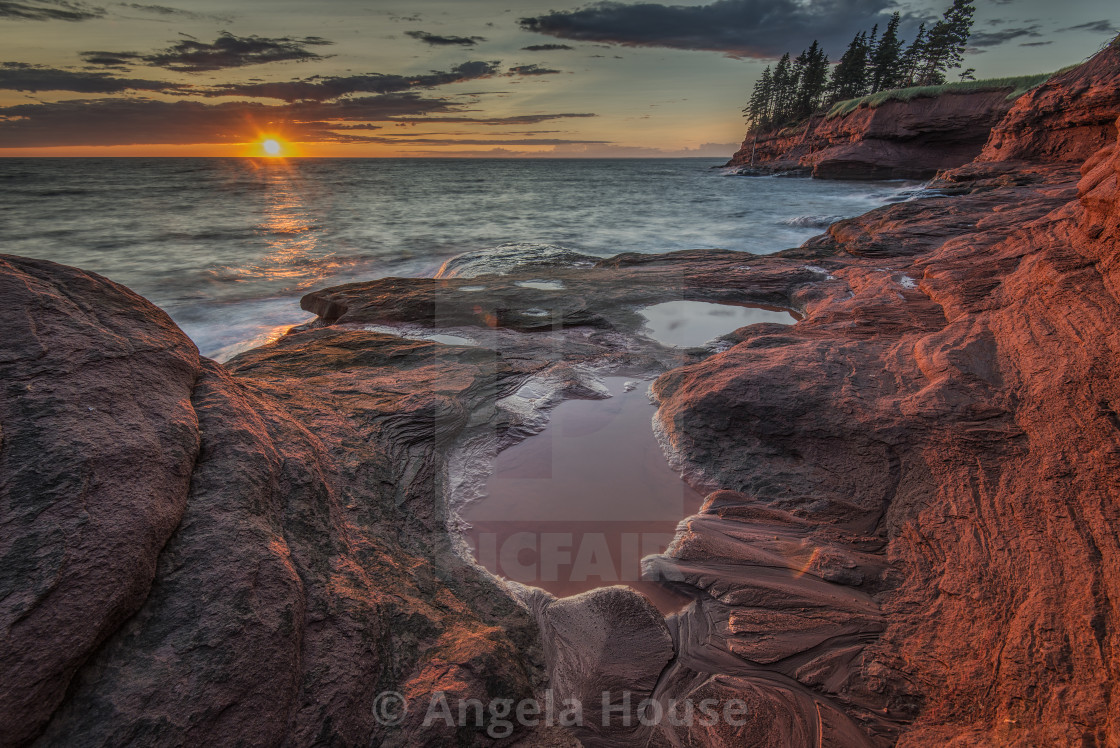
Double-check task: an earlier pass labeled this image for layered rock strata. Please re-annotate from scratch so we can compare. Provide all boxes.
[726,90,1020,179]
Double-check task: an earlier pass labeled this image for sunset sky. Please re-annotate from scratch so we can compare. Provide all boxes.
[0,0,1115,156]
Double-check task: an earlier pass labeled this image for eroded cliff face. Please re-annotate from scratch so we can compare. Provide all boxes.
[726,90,1020,180]
[979,43,1120,164]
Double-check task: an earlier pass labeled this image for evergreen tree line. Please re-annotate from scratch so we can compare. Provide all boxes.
[744,0,976,132]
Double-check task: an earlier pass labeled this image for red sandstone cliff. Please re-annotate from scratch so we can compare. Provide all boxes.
[726,89,1022,180]
[980,42,1120,164]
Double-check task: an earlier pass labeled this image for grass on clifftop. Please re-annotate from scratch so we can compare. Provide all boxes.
[826,71,1066,119]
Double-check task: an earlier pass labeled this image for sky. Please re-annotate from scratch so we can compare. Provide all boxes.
[0,0,1115,157]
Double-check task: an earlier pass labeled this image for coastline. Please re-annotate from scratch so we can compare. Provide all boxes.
[2,41,1120,748]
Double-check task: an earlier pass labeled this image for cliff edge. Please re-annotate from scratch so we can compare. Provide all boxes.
[726,84,1035,180]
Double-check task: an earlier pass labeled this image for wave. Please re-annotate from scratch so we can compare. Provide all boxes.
[780,214,844,229]
[434,242,600,279]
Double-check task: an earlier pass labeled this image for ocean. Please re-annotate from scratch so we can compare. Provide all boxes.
[0,158,915,360]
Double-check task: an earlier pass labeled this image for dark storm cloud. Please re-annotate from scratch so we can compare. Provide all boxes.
[521,44,575,51]
[968,25,1043,47]
[1061,20,1115,34]
[82,32,334,72]
[405,30,486,46]
[518,0,904,58]
[1019,41,1052,47]
[0,93,458,147]
[507,64,561,75]
[0,61,183,93]
[0,0,103,21]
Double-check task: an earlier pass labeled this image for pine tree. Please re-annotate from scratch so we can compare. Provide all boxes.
[743,65,774,130]
[869,13,905,92]
[829,32,870,102]
[899,23,927,87]
[793,41,830,119]
[917,0,976,85]
[741,0,977,130]
[770,52,797,127]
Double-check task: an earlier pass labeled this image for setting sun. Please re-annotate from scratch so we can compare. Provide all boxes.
[261,139,282,156]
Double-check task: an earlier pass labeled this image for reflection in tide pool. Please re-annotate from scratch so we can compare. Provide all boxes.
[464,377,704,612]
[639,300,799,348]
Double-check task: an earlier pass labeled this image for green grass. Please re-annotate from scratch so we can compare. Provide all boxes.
[825,70,1070,119]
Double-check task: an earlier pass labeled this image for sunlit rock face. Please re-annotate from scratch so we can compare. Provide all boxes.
[725,89,1019,180]
[978,44,1120,164]
[652,46,1120,747]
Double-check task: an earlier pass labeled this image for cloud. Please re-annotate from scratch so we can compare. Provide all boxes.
[1019,41,1052,47]
[82,32,334,72]
[518,0,904,58]
[0,0,103,21]
[386,113,596,125]
[0,94,461,147]
[0,54,573,106]
[0,94,598,148]
[506,64,561,75]
[1061,20,1115,34]
[405,30,485,46]
[320,135,608,146]
[521,44,575,51]
[969,25,1043,47]
[201,61,503,102]
[79,51,144,67]
[114,2,232,22]
[0,61,183,93]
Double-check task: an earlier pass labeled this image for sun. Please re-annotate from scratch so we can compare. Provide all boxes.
[261,139,283,156]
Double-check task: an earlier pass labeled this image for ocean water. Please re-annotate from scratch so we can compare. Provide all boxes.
[0,158,914,359]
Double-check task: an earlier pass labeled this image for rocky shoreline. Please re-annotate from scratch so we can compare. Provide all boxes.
[724,45,1120,181]
[2,42,1119,747]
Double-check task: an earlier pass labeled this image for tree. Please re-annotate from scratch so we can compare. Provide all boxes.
[770,52,797,126]
[916,0,976,85]
[869,12,905,92]
[742,0,977,130]
[899,23,927,87]
[793,40,831,119]
[829,32,870,102]
[743,65,774,130]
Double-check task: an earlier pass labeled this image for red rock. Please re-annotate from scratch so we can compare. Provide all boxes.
[0,256,201,746]
[978,43,1120,164]
[726,90,1019,179]
[653,53,1120,745]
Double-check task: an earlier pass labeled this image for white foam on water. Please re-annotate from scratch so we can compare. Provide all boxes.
[361,324,477,347]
